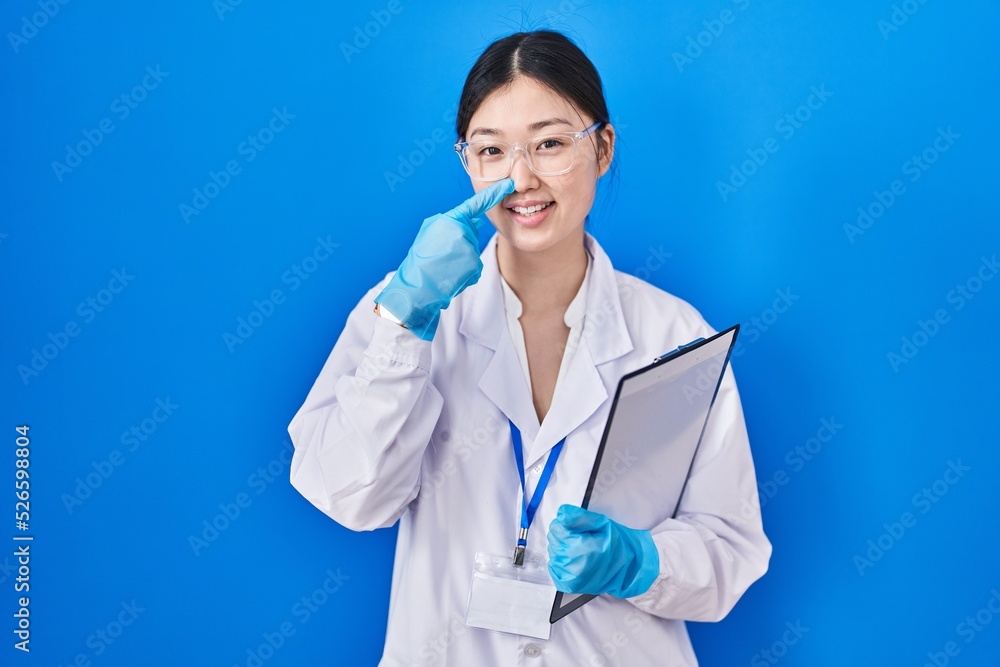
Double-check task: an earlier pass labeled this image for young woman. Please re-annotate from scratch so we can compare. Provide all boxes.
[289,30,770,666]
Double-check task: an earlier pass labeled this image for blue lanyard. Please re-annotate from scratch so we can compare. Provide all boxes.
[508,419,565,567]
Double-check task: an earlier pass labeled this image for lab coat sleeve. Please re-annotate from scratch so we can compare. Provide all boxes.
[287,274,444,532]
[625,366,772,622]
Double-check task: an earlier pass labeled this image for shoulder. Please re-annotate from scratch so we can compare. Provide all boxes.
[583,232,718,351]
[614,269,709,326]
[612,268,717,345]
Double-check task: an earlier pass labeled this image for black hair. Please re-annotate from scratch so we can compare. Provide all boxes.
[455,30,613,168]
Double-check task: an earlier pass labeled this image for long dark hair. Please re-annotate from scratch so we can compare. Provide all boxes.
[455,30,613,167]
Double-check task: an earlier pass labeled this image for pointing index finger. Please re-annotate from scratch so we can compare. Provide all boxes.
[450,178,515,223]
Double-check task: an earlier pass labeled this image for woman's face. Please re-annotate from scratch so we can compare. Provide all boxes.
[465,76,614,256]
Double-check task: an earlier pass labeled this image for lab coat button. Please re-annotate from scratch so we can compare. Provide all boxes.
[530,464,543,476]
[524,644,541,657]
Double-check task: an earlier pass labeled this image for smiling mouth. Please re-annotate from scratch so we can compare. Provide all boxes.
[508,202,554,216]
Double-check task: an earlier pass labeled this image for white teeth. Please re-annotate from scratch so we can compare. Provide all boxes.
[512,202,552,216]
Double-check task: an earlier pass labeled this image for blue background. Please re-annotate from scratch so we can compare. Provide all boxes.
[3,1,999,665]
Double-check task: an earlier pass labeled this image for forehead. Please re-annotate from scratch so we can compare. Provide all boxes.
[467,76,582,135]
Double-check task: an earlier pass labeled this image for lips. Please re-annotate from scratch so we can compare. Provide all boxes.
[505,200,555,227]
[509,201,553,216]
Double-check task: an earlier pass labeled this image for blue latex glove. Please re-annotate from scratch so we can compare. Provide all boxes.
[374,178,515,341]
[547,504,660,598]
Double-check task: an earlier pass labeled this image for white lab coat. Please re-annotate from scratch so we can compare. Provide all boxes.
[288,231,771,666]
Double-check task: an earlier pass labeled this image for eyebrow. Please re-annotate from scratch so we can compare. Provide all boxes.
[468,117,575,138]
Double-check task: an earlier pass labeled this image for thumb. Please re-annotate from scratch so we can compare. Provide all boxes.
[555,504,605,533]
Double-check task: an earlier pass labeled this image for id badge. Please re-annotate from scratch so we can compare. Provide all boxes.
[465,550,556,640]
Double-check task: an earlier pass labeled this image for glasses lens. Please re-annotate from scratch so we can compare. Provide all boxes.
[527,136,576,175]
[463,142,511,181]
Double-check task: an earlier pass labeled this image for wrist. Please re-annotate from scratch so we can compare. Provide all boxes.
[374,286,440,341]
[621,529,660,598]
[374,302,406,327]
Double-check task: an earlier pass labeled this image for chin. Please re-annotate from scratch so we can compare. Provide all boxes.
[503,224,581,254]
[504,234,552,253]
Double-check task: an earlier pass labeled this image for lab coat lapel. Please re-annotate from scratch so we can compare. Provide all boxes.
[460,234,541,443]
[525,334,606,468]
[460,232,634,469]
[478,324,540,443]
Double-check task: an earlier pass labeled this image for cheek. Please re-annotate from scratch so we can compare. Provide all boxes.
[553,174,597,210]
[484,206,506,230]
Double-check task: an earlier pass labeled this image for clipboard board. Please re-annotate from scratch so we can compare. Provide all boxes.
[550,324,740,623]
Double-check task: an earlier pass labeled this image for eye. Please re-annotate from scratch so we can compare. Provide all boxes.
[476,144,505,157]
[535,138,565,151]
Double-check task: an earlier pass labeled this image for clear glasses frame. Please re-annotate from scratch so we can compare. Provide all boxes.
[454,121,603,181]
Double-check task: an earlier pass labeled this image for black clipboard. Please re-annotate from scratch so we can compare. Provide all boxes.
[550,324,740,623]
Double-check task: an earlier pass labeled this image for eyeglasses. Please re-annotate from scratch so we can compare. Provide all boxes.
[454,122,603,182]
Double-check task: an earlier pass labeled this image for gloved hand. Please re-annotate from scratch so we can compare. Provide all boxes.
[547,504,660,598]
[374,178,515,341]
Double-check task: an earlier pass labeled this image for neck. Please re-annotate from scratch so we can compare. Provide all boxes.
[497,231,589,317]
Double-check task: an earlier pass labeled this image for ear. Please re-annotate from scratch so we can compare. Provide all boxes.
[597,122,616,178]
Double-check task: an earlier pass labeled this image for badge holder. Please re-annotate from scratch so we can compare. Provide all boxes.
[465,550,555,640]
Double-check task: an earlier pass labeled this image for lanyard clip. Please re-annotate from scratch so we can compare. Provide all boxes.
[512,527,528,567]
[512,544,526,567]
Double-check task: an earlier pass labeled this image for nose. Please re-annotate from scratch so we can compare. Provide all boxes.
[509,148,540,193]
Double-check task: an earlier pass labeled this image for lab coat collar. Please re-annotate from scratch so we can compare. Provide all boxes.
[458,232,634,468]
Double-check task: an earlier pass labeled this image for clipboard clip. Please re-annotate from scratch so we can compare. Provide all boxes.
[653,337,705,363]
